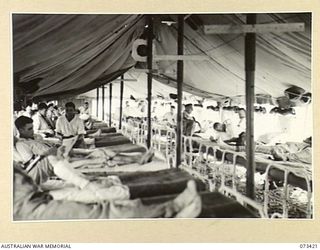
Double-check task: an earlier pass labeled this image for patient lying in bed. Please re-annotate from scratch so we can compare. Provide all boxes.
[13,156,202,220]
[217,133,311,164]
[257,137,312,164]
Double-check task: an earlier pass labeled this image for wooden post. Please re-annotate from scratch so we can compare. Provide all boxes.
[245,14,256,199]
[109,83,112,127]
[102,85,105,121]
[176,15,184,168]
[119,75,124,129]
[146,15,153,149]
[96,87,99,118]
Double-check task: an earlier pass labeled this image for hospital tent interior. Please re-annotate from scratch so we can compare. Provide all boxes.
[12,13,313,219]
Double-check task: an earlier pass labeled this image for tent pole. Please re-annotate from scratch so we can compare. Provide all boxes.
[146,15,153,149]
[176,15,184,168]
[119,74,124,130]
[102,85,105,121]
[245,13,256,199]
[109,83,113,127]
[96,87,99,118]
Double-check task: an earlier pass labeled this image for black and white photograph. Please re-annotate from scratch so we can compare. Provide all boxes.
[12,13,312,221]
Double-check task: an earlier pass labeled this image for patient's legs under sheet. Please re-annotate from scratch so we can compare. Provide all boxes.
[287,147,312,164]
[109,180,201,219]
[71,148,154,166]
[28,158,54,185]
[48,177,130,203]
[14,165,201,220]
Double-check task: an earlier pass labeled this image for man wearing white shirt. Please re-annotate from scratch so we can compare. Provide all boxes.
[32,103,55,138]
[79,101,93,130]
[14,116,57,184]
[55,102,86,147]
[162,105,176,126]
[14,115,155,184]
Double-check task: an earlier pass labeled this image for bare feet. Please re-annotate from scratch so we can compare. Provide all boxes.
[56,146,66,160]
[139,149,155,165]
[89,129,102,138]
[175,195,201,218]
[165,180,202,218]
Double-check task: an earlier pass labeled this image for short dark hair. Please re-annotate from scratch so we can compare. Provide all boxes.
[84,101,89,105]
[65,102,76,109]
[213,122,220,130]
[38,103,48,110]
[14,102,23,112]
[15,116,33,130]
[48,103,54,108]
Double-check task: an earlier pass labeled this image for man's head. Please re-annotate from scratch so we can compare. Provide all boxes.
[170,105,175,113]
[15,116,34,139]
[185,104,193,114]
[47,103,54,111]
[213,122,224,132]
[84,102,89,109]
[65,102,76,119]
[237,132,246,146]
[38,103,48,116]
[141,105,146,113]
[238,108,246,119]
[14,102,23,112]
[303,136,312,146]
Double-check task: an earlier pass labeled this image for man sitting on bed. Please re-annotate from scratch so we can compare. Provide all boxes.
[79,101,93,130]
[32,102,55,139]
[14,116,155,185]
[55,102,87,148]
[182,104,202,136]
[162,105,176,127]
[13,159,202,220]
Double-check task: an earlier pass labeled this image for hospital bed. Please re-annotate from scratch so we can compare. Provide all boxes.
[81,168,258,218]
[180,136,313,218]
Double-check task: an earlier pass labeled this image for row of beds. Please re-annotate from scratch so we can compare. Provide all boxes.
[39,119,312,219]
[119,120,313,219]
[67,120,260,218]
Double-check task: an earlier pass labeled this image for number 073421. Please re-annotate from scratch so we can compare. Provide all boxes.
[300,244,318,248]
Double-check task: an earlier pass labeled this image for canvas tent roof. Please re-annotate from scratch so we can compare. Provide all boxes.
[78,71,199,104]
[13,13,311,102]
[78,71,182,100]
[152,13,311,103]
[13,14,145,98]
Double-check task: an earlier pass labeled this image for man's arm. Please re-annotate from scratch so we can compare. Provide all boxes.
[77,117,86,136]
[55,118,64,139]
[13,165,110,220]
[34,116,54,135]
[33,116,41,133]
[15,142,34,164]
